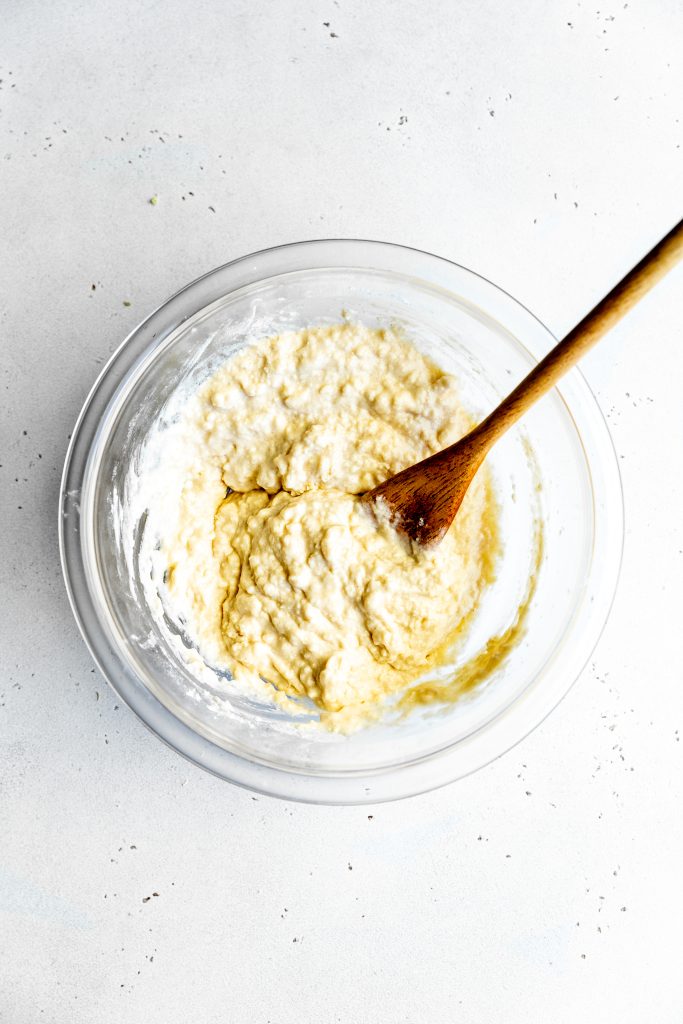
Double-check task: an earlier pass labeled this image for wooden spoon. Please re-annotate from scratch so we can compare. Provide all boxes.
[362,218,683,546]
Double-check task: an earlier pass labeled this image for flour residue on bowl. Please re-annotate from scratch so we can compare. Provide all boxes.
[140,322,502,729]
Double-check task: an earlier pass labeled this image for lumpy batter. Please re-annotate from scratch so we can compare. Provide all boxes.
[159,323,498,721]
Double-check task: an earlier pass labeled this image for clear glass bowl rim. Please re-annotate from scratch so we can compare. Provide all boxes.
[59,238,624,805]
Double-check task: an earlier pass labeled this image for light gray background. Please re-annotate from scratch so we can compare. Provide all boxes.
[2,1,682,1021]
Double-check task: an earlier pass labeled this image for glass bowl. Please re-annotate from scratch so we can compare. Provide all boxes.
[59,240,623,804]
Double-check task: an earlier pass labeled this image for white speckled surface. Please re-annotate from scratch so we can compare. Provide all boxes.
[1,1,682,1020]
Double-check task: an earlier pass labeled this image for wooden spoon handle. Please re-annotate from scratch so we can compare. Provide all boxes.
[473,218,683,449]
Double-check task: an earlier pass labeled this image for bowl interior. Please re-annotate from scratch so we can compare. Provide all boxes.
[82,263,597,776]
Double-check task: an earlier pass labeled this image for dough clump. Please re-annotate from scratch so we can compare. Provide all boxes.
[162,324,496,718]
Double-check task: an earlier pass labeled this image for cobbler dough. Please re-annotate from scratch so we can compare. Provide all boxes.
[161,324,496,718]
